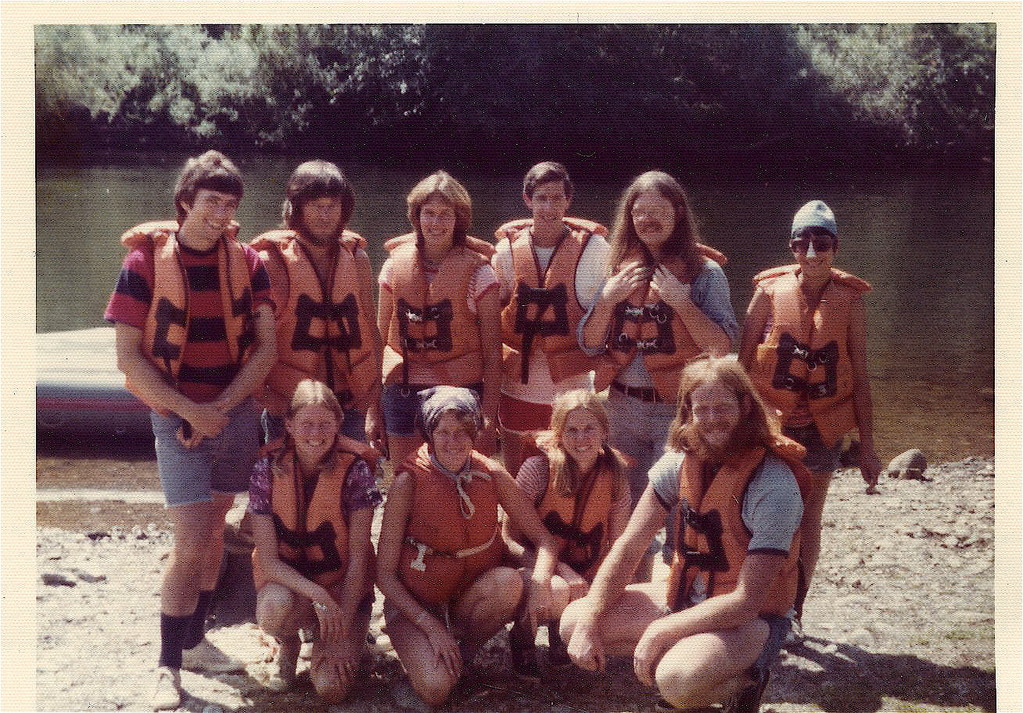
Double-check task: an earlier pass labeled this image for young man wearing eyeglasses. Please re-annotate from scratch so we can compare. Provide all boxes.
[737,200,882,643]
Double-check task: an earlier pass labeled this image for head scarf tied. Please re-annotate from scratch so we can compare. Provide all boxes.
[418,386,487,518]
[418,386,483,440]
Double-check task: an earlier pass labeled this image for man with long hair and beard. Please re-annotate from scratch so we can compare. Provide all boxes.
[559,358,809,712]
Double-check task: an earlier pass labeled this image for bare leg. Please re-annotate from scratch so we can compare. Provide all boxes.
[799,470,834,595]
[256,584,311,691]
[654,619,769,709]
[385,601,461,707]
[560,582,665,661]
[309,603,372,703]
[451,566,523,659]
[162,497,233,616]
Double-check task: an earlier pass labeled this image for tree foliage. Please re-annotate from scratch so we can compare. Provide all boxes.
[35,23,995,173]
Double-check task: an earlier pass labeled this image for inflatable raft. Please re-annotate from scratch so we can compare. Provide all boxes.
[36,327,150,435]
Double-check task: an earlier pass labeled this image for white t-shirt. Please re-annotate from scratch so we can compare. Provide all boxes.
[492,231,610,404]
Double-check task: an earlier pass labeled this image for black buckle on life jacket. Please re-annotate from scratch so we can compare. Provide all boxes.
[292,293,363,352]
[272,513,342,578]
[772,334,839,399]
[610,299,676,354]
[397,298,454,353]
[151,296,186,371]
[542,510,604,574]
[680,507,728,573]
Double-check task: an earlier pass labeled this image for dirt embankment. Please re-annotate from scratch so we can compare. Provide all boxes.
[35,452,996,712]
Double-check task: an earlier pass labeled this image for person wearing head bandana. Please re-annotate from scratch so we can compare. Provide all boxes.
[376,386,561,707]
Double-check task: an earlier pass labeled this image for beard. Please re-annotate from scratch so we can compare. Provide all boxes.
[686,426,745,465]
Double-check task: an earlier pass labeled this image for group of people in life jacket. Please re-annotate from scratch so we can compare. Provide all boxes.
[105,150,883,712]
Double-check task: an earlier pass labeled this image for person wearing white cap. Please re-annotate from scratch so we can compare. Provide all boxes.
[738,200,882,640]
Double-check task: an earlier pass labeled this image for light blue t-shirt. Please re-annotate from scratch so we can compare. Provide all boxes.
[648,450,803,554]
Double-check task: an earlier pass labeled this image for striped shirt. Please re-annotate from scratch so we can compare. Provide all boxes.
[104,237,273,403]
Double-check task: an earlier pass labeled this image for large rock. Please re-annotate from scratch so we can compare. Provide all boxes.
[884,448,929,480]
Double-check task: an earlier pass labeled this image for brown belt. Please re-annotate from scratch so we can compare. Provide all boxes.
[611,381,663,403]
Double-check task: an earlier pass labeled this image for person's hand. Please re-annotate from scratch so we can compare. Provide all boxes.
[181,402,230,440]
[365,406,388,457]
[556,562,589,602]
[310,637,360,688]
[600,261,651,305]
[524,576,554,634]
[420,615,462,679]
[860,445,883,494]
[312,595,346,643]
[566,610,606,673]
[633,618,670,686]
[651,266,692,311]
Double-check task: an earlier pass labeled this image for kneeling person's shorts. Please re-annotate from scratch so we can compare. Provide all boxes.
[151,397,260,507]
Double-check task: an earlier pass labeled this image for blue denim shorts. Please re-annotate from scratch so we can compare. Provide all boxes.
[261,407,367,445]
[150,398,260,507]
[783,422,842,473]
[381,383,483,436]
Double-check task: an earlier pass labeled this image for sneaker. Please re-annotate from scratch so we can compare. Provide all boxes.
[264,638,300,692]
[784,615,805,647]
[151,666,181,711]
[180,638,246,674]
[723,670,770,713]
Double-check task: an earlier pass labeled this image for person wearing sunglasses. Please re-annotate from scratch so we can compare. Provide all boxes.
[738,200,882,644]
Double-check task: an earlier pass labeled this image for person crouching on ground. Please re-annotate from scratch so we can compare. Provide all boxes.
[376,386,560,707]
[560,358,809,712]
[249,379,381,701]
[737,200,882,640]
[502,389,631,680]
[105,150,277,710]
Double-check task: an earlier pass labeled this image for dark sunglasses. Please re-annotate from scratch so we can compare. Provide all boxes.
[789,236,835,253]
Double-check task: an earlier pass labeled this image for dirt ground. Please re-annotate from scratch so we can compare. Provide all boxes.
[36,436,997,713]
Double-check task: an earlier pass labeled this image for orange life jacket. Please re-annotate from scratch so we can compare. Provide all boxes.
[496,218,609,385]
[382,241,489,386]
[596,245,728,402]
[535,452,617,581]
[748,265,872,447]
[251,229,379,412]
[398,443,505,605]
[252,435,379,598]
[666,437,810,617]
[383,232,496,259]
[119,220,254,413]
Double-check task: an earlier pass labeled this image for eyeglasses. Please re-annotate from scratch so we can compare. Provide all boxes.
[789,237,835,253]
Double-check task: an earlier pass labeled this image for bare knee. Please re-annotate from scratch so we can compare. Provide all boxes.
[256,585,304,637]
[310,666,350,704]
[410,670,456,707]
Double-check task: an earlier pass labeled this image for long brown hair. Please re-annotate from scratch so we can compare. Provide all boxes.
[607,170,703,278]
[667,358,780,456]
[537,389,628,501]
[281,159,355,238]
[406,170,472,249]
[277,379,344,478]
